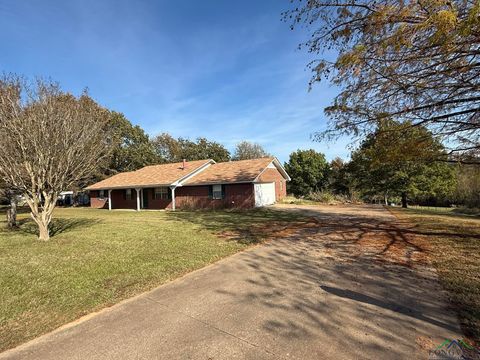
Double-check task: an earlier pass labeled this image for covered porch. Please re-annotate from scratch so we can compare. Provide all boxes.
[92,186,178,211]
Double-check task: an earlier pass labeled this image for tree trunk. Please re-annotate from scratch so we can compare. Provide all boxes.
[25,192,57,241]
[36,219,50,241]
[6,196,17,228]
[401,192,408,208]
[384,193,388,206]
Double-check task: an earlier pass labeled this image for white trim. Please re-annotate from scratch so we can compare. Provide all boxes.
[108,189,112,211]
[253,157,291,183]
[173,160,216,187]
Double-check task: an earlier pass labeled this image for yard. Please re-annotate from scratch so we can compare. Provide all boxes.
[389,207,480,344]
[0,207,306,352]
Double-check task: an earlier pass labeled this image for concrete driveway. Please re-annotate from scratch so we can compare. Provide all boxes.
[0,204,462,359]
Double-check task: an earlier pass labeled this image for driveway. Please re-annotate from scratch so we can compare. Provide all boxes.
[0,204,462,359]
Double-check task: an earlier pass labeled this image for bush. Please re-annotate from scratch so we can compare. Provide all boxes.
[307,191,356,204]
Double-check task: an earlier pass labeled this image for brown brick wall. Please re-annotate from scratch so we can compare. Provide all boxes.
[256,168,287,201]
[90,184,255,210]
[175,184,255,209]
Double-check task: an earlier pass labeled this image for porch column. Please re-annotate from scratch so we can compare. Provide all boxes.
[140,189,144,209]
[108,189,112,211]
[170,186,176,211]
[135,188,141,211]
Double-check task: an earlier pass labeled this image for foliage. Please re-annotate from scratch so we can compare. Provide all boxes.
[232,141,270,160]
[286,0,480,158]
[106,112,159,174]
[348,120,456,207]
[0,75,112,240]
[451,161,480,207]
[328,157,354,195]
[284,149,330,196]
[151,133,231,163]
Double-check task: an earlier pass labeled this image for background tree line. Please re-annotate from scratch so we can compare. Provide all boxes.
[284,120,479,210]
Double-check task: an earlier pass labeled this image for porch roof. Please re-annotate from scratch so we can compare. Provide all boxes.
[85,159,213,190]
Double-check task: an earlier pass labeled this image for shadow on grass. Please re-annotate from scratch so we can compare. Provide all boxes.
[166,208,309,245]
[14,217,101,237]
[403,207,480,220]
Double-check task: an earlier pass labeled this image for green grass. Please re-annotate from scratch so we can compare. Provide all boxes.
[390,207,480,343]
[0,207,302,352]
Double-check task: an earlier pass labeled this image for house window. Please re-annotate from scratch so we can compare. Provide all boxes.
[212,184,223,200]
[125,189,132,200]
[99,190,105,198]
[154,187,169,200]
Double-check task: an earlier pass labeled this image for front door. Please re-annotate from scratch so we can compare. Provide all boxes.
[142,189,149,209]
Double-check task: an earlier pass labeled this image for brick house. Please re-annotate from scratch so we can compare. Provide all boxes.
[86,157,290,210]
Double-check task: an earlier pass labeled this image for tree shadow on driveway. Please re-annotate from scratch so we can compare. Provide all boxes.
[208,205,463,359]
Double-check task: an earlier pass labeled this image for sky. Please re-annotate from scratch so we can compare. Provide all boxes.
[0,0,350,163]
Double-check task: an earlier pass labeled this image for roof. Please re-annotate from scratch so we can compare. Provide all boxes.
[184,157,277,185]
[85,159,213,190]
[85,157,290,190]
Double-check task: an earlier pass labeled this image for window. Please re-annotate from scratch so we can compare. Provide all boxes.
[212,184,223,200]
[99,190,105,198]
[125,189,132,200]
[154,187,169,200]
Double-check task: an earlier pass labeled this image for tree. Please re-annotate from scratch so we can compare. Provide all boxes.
[151,134,231,163]
[232,141,270,160]
[0,76,112,240]
[286,1,480,158]
[151,133,180,163]
[107,112,159,174]
[348,120,456,207]
[328,157,352,195]
[284,149,330,196]
[0,182,19,228]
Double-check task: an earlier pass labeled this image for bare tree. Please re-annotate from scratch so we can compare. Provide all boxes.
[232,141,270,160]
[0,75,112,240]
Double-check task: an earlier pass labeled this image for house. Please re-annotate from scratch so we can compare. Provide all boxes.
[85,157,290,210]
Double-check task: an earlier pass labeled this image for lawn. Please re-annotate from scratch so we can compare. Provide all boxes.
[390,207,480,344]
[0,207,304,352]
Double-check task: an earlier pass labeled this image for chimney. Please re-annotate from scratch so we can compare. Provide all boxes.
[182,159,186,170]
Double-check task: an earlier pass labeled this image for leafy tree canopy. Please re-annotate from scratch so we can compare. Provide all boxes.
[106,112,159,174]
[284,149,330,196]
[232,141,271,160]
[286,0,480,159]
[348,120,456,207]
[151,133,231,163]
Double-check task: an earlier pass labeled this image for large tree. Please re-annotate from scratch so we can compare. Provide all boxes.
[284,149,330,196]
[107,112,159,174]
[232,141,271,160]
[0,76,112,240]
[151,134,231,163]
[348,120,456,207]
[286,0,480,159]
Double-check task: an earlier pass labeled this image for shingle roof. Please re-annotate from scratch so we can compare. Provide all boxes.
[183,157,275,185]
[85,157,288,190]
[85,159,212,190]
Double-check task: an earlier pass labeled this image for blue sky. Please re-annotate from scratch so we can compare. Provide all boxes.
[0,0,350,163]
